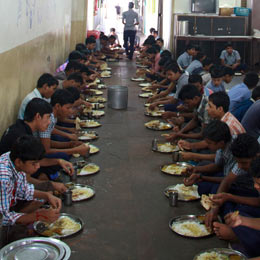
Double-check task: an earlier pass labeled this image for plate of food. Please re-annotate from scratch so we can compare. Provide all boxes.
[78,131,99,141]
[145,108,165,117]
[131,77,145,82]
[136,64,148,68]
[139,82,152,87]
[107,58,118,62]
[97,84,107,89]
[87,97,107,103]
[77,163,100,176]
[164,184,200,201]
[169,215,213,238]
[142,86,153,92]
[161,162,191,176]
[92,103,105,109]
[34,213,84,238]
[88,144,99,154]
[100,71,111,78]
[70,184,95,201]
[193,248,247,260]
[100,63,108,71]
[153,142,179,153]
[145,120,173,131]
[79,120,101,128]
[144,103,164,107]
[89,89,104,96]
[234,72,242,76]
[139,92,153,98]
[92,110,105,117]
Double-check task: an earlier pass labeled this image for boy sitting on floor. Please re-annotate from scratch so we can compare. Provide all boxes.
[186,52,206,75]
[166,84,211,142]
[0,98,73,182]
[220,43,246,72]
[177,44,196,70]
[179,92,245,162]
[0,135,61,246]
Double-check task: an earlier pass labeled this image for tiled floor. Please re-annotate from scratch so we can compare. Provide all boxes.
[62,59,230,260]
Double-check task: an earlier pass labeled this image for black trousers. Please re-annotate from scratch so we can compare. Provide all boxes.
[123,30,136,59]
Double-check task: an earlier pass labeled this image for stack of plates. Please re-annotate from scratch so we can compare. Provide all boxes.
[0,237,71,259]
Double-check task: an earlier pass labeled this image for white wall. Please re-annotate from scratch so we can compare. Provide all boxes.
[0,0,71,53]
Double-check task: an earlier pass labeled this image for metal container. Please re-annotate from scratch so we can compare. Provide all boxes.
[172,151,180,163]
[169,190,178,207]
[152,138,158,150]
[108,85,128,110]
[63,190,72,206]
[178,21,189,36]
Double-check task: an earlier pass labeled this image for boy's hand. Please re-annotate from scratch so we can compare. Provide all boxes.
[67,133,78,141]
[180,152,196,161]
[149,103,158,110]
[75,143,90,156]
[183,173,200,186]
[47,193,62,210]
[178,140,192,150]
[147,96,155,103]
[205,207,219,228]
[224,212,243,228]
[51,182,68,193]
[210,193,229,207]
[69,141,83,148]
[36,208,60,223]
[162,111,176,119]
[58,159,74,176]
[165,132,179,142]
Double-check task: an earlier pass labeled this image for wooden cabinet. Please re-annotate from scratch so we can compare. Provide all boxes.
[175,15,248,36]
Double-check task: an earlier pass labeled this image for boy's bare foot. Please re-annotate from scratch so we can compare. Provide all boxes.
[213,222,238,241]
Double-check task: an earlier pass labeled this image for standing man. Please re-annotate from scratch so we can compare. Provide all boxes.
[122,2,139,60]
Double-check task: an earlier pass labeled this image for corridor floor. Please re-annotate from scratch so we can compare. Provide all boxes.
[63,59,227,260]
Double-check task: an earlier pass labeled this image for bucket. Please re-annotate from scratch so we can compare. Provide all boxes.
[178,21,189,36]
[108,86,128,109]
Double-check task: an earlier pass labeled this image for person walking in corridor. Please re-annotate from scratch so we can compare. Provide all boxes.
[122,2,139,60]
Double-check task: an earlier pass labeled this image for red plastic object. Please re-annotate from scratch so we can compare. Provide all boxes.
[86,30,101,39]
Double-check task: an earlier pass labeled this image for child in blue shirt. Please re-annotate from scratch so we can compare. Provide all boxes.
[205,66,226,93]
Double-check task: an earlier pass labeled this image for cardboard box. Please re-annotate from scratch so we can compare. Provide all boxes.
[219,8,234,16]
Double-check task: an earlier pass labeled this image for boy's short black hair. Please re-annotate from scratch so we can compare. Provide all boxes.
[156,38,164,43]
[129,2,134,9]
[203,120,231,143]
[252,86,260,101]
[68,51,84,62]
[166,63,182,74]
[85,37,96,45]
[223,66,234,76]
[210,66,224,79]
[154,30,158,35]
[244,72,259,89]
[67,72,84,85]
[185,44,195,51]
[249,157,260,178]
[231,133,259,158]
[51,89,74,107]
[150,27,155,34]
[160,50,172,58]
[37,73,58,89]
[225,43,233,49]
[189,74,202,85]
[110,28,115,32]
[66,87,81,102]
[159,57,172,67]
[179,84,202,101]
[65,61,82,72]
[75,43,86,52]
[24,98,53,122]
[194,52,206,61]
[10,135,45,162]
[108,35,116,41]
[146,47,157,54]
[100,35,108,41]
[209,92,230,113]
[202,57,213,67]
